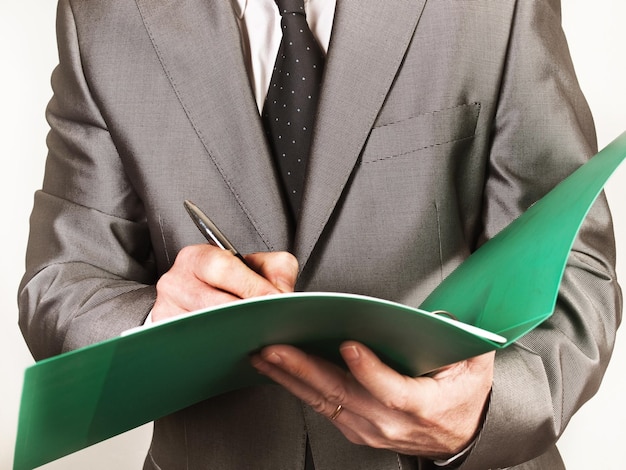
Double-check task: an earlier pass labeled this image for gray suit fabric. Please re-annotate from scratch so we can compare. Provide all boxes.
[19,0,621,468]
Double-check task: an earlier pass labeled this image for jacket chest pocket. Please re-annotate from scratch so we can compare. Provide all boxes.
[361,102,481,164]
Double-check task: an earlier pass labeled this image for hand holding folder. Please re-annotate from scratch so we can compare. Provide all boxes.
[13,131,626,469]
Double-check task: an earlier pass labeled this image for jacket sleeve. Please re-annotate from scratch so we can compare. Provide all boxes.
[461,1,622,468]
[18,0,158,361]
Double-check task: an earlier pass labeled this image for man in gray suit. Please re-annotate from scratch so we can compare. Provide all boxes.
[19,0,621,468]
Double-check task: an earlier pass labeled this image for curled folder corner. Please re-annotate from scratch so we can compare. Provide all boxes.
[420,130,626,342]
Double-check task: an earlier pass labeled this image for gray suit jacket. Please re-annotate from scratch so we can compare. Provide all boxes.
[20,0,621,468]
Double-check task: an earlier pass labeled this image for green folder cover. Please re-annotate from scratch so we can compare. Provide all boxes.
[14,131,626,470]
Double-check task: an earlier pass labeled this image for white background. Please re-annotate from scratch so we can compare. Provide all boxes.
[1,1,624,468]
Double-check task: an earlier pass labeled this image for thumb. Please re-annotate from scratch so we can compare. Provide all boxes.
[340,341,416,407]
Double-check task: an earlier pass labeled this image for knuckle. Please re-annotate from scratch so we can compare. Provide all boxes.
[380,395,406,412]
[265,251,299,279]
[308,396,327,414]
[274,251,299,272]
[155,271,169,289]
[202,250,241,287]
[176,244,200,265]
[172,245,243,292]
[206,251,233,277]
[324,383,348,407]
[155,270,177,295]
[374,421,403,444]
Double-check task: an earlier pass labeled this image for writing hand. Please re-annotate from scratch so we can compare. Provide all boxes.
[251,342,494,460]
[152,245,298,322]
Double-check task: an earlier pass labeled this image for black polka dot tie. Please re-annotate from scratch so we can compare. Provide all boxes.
[262,0,325,220]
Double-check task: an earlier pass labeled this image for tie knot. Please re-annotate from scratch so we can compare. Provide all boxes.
[274,0,306,17]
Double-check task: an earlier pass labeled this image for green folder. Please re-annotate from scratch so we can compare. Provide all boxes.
[14,131,626,470]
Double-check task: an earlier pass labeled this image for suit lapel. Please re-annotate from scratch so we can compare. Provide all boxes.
[134,0,427,260]
[135,0,292,251]
[295,0,428,269]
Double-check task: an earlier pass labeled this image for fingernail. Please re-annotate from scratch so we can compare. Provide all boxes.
[250,354,264,370]
[340,344,360,362]
[265,351,282,364]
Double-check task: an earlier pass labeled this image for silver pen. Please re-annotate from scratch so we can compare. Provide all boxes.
[183,200,249,267]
